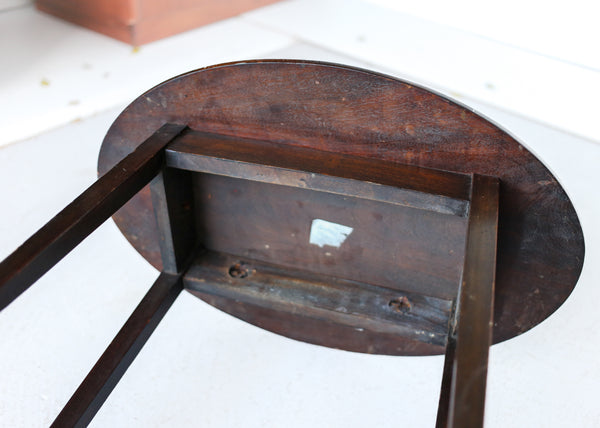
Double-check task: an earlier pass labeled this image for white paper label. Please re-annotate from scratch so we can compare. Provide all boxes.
[309,219,353,248]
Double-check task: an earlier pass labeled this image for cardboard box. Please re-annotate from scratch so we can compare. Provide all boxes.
[36,0,281,45]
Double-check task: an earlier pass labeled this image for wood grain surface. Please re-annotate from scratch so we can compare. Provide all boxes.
[97,60,584,355]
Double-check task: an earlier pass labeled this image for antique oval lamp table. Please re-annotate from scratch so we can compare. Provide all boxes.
[0,60,584,427]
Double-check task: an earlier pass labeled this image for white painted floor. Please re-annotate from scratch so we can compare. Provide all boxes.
[1,1,599,427]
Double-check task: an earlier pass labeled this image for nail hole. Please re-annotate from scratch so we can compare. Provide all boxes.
[228,262,252,278]
[389,296,412,314]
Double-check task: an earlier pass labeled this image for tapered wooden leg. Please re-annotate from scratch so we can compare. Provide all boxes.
[51,272,183,427]
[436,334,456,427]
[150,166,197,274]
[50,148,198,426]
[437,174,499,428]
[0,124,187,311]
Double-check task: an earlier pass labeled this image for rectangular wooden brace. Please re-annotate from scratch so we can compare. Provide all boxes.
[184,251,454,347]
[165,130,471,217]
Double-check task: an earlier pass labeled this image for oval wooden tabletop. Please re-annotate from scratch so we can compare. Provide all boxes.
[98,60,584,356]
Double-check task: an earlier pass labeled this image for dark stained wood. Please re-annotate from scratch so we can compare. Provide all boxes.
[150,166,197,274]
[437,175,499,428]
[164,129,471,353]
[0,60,582,425]
[165,129,471,353]
[166,130,472,214]
[191,173,467,302]
[185,250,453,347]
[97,60,585,354]
[50,136,196,425]
[164,131,469,354]
[0,123,186,312]
[436,334,456,428]
[51,272,183,427]
[194,292,447,356]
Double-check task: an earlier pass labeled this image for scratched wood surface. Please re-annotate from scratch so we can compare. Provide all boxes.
[190,173,467,300]
[98,60,584,355]
[185,250,454,347]
[161,130,471,355]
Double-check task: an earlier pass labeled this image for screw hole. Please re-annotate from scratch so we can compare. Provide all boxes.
[389,296,412,314]
[229,262,252,278]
